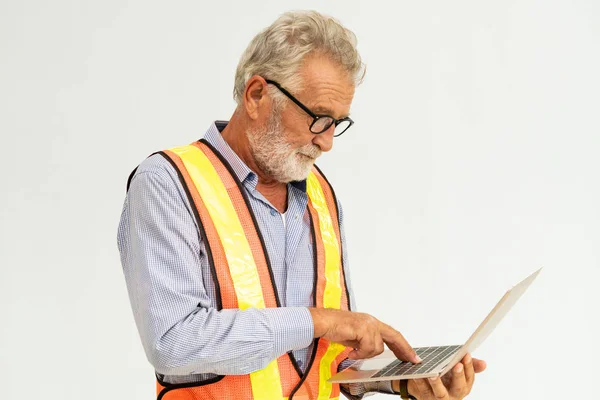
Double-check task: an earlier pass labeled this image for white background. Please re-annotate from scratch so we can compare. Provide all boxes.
[1,1,598,399]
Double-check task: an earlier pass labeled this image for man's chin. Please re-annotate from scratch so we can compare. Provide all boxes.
[278,167,313,183]
[269,156,316,183]
[293,166,315,182]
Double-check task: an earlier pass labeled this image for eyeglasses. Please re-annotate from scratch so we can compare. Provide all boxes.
[265,79,354,137]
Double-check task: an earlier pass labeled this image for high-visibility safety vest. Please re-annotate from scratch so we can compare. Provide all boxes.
[127,139,352,400]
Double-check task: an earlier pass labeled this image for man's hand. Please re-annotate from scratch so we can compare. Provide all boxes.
[393,353,487,399]
[308,308,422,363]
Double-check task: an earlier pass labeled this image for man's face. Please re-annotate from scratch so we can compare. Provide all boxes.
[247,53,355,183]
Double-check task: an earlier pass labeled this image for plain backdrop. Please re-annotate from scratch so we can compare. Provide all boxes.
[1,1,599,399]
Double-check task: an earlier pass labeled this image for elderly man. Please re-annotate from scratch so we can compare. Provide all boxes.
[117,10,485,400]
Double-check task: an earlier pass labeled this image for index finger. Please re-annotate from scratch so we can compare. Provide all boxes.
[380,323,421,364]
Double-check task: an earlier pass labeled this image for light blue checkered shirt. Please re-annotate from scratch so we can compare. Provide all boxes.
[117,121,393,398]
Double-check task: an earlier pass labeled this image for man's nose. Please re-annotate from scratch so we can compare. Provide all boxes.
[312,125,335,152]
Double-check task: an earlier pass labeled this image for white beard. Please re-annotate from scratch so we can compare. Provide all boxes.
[247,111,322,183]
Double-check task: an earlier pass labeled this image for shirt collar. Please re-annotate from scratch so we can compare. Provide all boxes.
[203,121,307,193]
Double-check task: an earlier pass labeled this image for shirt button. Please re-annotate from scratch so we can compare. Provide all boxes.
[295,214,300,220]
[270,209,278,217]
[297,360,303,368]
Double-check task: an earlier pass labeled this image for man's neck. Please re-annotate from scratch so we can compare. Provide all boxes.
[220,110,288,212]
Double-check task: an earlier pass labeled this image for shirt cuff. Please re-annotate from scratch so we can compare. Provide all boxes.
[341,379,395,399]
[265,307,314,357]
[364,379,395,394]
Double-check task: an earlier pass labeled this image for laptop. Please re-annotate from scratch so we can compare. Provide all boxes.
[329,268,542,383]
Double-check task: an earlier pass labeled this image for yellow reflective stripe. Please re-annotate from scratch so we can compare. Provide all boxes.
[171,145,265,310]
[307,172,345,399]
[306,172,342,309]
[318,343,346,400]
[251,359,284,400]
[170,145,284,399]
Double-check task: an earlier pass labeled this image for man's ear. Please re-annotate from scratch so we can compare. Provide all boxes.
[243,76,269,120]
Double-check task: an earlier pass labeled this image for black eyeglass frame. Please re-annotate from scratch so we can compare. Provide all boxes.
[265,79,354,137]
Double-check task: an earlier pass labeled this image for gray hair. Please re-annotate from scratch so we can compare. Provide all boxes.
[233,10,366,106]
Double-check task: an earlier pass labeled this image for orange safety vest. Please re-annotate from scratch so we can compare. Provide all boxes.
[128,139,352,400]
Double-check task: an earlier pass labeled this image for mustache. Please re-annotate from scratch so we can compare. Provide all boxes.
[298,144,322,159]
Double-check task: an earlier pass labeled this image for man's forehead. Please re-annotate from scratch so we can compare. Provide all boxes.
[299,64,355,117]
[301,61,354,91]
[303,83,354,118]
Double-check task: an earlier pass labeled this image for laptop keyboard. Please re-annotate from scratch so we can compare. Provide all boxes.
[370,345,462,378]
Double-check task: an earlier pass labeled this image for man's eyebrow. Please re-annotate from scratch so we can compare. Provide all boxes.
[313,106,351,119]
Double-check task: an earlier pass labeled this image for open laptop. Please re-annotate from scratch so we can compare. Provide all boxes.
[329,268,542,383]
